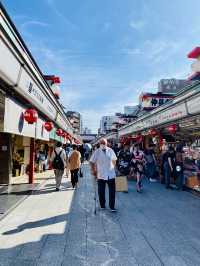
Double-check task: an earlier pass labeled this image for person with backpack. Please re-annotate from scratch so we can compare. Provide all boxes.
[51,142,67,191]
[69,144,81,189]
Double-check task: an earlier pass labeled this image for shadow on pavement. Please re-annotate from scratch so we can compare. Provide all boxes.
[2,213,69,235]
[0,182,83,266]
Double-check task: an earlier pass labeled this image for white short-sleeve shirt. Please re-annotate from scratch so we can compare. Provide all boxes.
[90,147,117,180]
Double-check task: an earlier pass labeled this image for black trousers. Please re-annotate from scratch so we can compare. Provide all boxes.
[98,179,116,209]
[70,169,79,187]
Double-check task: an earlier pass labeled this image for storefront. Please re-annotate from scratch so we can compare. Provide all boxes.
[0,7,81,185]
[0,93,50,183]
[116,82,200,191]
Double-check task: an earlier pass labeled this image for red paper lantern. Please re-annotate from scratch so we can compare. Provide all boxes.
[148,128,158,137]
[24,109,38,124]
[44,122,54,132]
[66,133,72,140]
[167,124,177,134]
[56,128,63,136]
[64,132,71,139]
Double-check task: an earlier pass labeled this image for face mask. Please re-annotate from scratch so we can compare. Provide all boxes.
[100,144,106,150]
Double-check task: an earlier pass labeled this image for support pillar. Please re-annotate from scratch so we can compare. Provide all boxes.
[29,138,35,184]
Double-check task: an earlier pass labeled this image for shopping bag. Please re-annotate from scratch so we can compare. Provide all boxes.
[115,176,128,192]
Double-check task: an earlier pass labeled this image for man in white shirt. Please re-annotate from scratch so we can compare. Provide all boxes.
[90,138,117,212]
[51,142,67,191]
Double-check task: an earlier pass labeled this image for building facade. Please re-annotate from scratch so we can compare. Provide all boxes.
[83,127,92,134]
[100,116,117,134]
[0,4,81,185]
[66,111,82,135]
[124,106,138,115]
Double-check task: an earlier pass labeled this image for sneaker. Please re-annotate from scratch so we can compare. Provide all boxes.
[100,207,106,210]
[56,188,60,192]
[110,208,117,212]
[150,178,157,182]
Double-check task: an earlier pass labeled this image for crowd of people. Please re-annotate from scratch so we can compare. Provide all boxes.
[49,139,185,213]
[50,142,92,191]
[112,141,185,192]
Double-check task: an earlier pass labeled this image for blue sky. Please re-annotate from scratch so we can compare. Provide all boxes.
[2,0,200,132]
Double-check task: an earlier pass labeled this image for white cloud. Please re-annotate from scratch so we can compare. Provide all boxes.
[80,87,139,132]
[21,20,49,30]
[61,89,83,109]
[45,0,78,30]
[122,48,142,56]
[130,20,146,31]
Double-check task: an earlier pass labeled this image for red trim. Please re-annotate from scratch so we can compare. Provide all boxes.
[44,75,61,84]
[187,47,200,59]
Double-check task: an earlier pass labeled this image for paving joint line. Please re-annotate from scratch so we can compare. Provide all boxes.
[140,231,164,266]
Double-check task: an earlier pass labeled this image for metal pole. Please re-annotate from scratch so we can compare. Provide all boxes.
[29,138,35,184]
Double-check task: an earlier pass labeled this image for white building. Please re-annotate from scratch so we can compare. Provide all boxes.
[83,127,92,134]
[100,116,117,134]
[124,106,138,115]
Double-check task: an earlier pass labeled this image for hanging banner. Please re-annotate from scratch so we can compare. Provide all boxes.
[140,93,174,110]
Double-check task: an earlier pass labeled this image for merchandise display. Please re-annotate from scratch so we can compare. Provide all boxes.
[183,146,200,191]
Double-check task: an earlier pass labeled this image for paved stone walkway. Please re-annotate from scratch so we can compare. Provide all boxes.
[0,164,200,266]
[0,171,54,219]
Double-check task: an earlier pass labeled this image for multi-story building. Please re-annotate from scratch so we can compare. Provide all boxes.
[0,3,81,185]
[100,116,117,134]
[124,106,138,115]
[66,111,82,135]
[158,79,193,94]
[83,127,92,134]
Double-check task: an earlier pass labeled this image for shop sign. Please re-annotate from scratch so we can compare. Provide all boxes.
[140,93,174,110]
[145,103,187,127]
[4,97,49,141]
[17,69,57,120]
[36,118,49,141]
[186,94,200,115]
[158,79,192,94]
[119,102,187,137]
[56,113,73,135]
[0,40,21,86]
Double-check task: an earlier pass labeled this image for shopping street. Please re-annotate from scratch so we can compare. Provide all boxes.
[0,164,200,266]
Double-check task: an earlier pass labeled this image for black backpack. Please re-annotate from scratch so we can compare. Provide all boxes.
[52,150,64,170]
